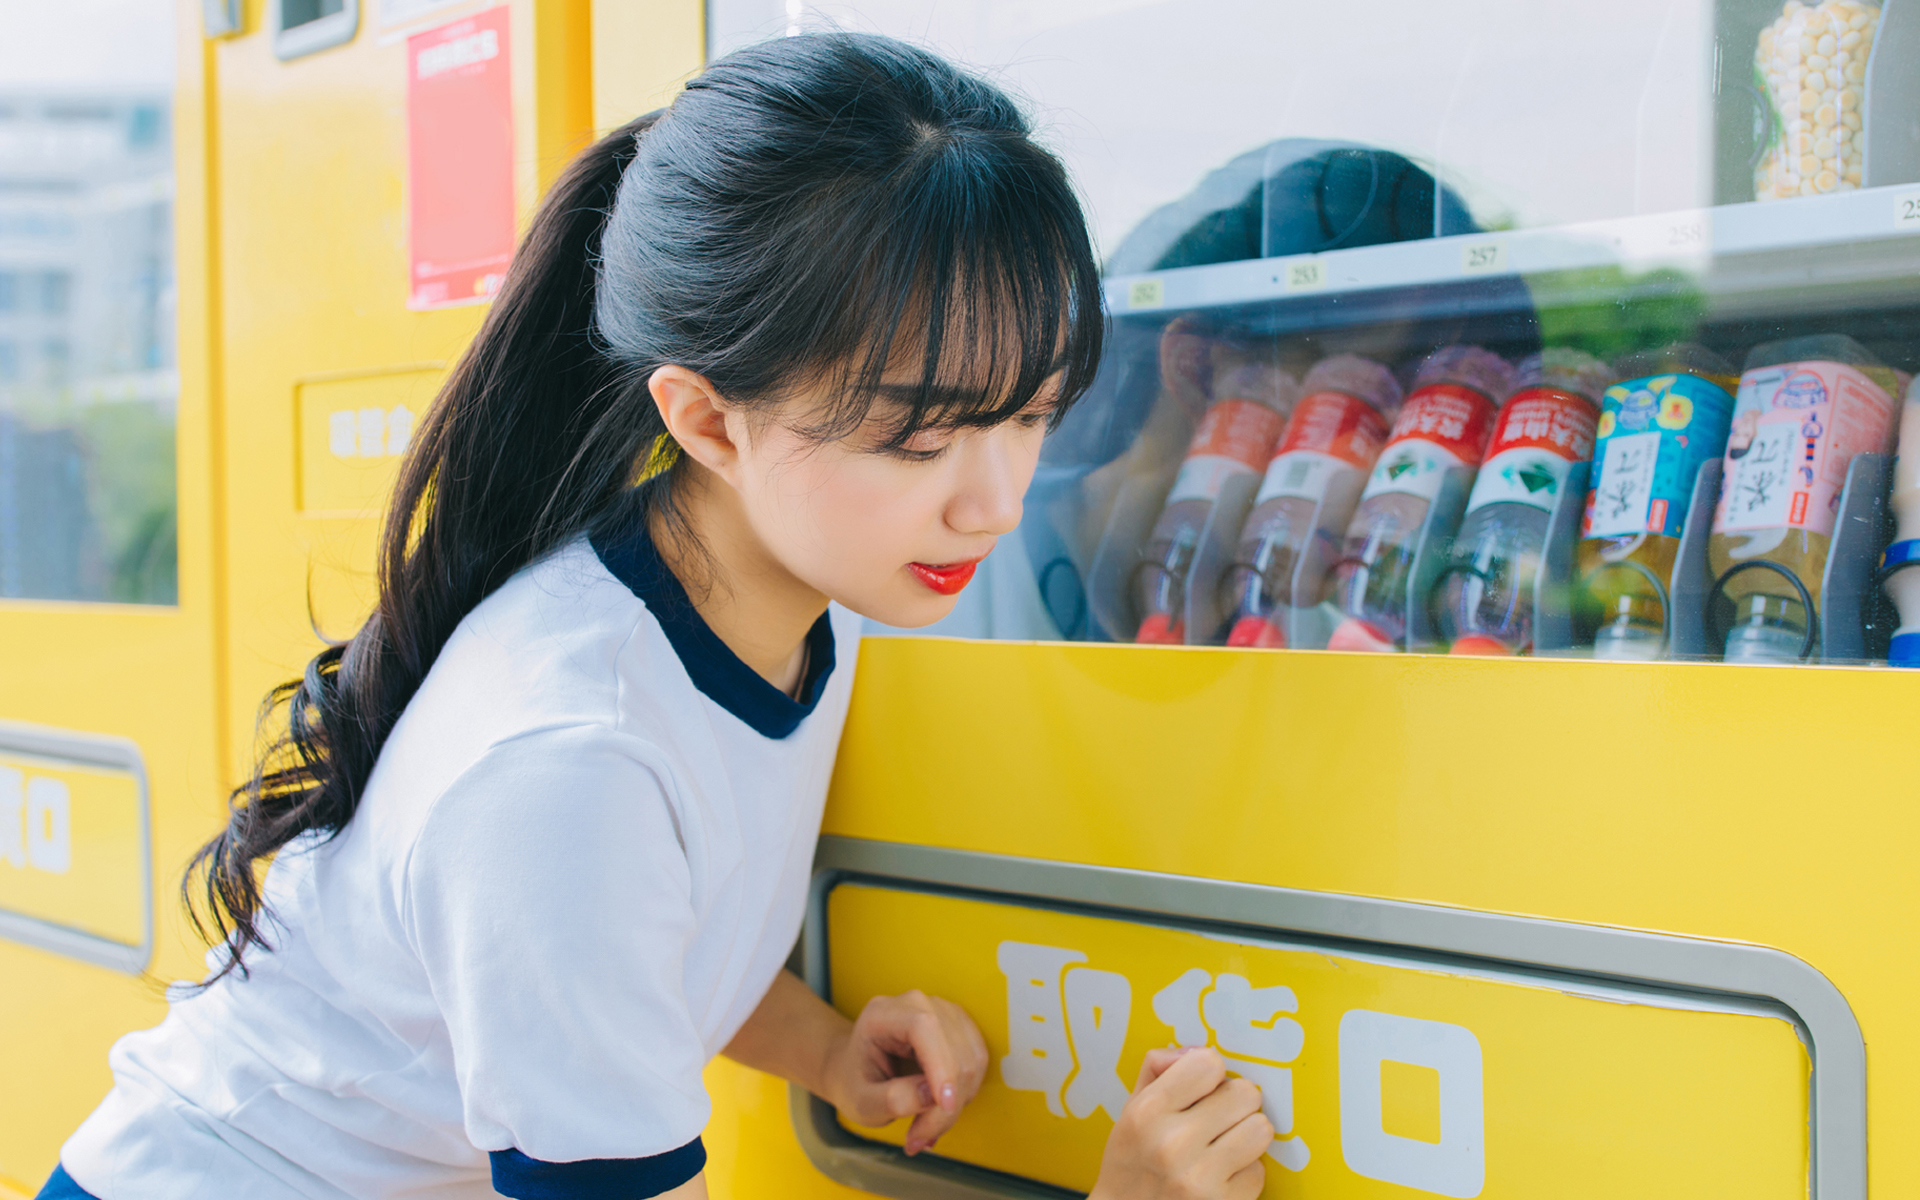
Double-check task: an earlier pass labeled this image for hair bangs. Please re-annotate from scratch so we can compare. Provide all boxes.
[790,124,1105,448]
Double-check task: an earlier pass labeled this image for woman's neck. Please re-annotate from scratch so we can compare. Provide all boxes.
[649,468,830,697]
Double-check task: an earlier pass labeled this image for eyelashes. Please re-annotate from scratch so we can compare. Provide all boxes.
[874,408,1055,463]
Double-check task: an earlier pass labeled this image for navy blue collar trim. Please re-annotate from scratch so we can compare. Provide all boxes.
[490,1141,705,1198]
[590,519,836,741]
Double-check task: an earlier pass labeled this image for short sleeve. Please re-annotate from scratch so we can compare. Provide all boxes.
[405,724,710,1168]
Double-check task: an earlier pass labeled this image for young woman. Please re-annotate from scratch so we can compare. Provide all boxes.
[39,33,1272,1200]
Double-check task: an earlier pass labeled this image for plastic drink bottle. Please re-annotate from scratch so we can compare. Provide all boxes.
[1221,355,1402,648]
[1437,349,1611,655]
[1325,345,1515,652]
[1709,335,1899,662]
[1134,344,1298,643]
[1883,375,1920,665]
[1577,344,1739,660]
[1158,315,1215,421]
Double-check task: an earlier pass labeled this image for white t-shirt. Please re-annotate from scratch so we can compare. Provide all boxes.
[61,525,862,1200]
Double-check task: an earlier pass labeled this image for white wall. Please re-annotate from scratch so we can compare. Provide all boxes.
[709,0,1719,258]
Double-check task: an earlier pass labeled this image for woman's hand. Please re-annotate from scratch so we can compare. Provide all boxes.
[821,989,990,1155]
[1088,1047,1272,1200]
[723,973,988,1156]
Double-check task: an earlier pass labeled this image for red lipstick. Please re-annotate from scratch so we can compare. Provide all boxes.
[907,559,980,596]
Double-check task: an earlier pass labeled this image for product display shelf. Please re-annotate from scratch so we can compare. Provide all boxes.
[1103,184,1920,327]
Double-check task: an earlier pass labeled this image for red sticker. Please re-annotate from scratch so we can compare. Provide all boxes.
[1485,386,1598,462]
[408,8,515,311]
[1273,391,1391,470]
[1381,383,1500,466]
[1184,399,1287,473]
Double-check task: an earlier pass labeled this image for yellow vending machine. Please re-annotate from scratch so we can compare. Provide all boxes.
[700,2,1920,1198]
[3,1,1919,1198]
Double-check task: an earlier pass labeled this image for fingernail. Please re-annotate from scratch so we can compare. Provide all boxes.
[941,1083,956,1109]
[917,1081,934,1107]
[904,1140,922,1156]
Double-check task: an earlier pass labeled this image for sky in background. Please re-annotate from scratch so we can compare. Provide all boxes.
[0,0,175,90]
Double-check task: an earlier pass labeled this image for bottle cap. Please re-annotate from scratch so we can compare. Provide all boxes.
[1301,354,1403,417]
[1135,613,1185,644]
[1226,615,1287,649]
[1743,334,1901,397]
[1510,348,1614,403]
[1613,342,1736,386]
[1449,635,1513,656]
[1211,342,1300,413]
[1407,345,1514,402]
[1327,617,1397,653]
[1744,333,1884,371]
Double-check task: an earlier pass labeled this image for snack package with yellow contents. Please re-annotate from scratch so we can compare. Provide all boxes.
[1755,0,1881,199]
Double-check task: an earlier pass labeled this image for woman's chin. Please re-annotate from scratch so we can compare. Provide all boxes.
[841,577,966,629]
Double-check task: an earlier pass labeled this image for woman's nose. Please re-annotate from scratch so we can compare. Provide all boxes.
[947,428,1029,537]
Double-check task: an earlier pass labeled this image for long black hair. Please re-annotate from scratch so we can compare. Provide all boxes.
[185,32,1105,978]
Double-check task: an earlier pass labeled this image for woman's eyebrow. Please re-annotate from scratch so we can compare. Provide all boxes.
[870,382,997,404]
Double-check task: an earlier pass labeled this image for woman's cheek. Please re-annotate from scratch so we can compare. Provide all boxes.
[777,455,925,590]
[824,464,927,570]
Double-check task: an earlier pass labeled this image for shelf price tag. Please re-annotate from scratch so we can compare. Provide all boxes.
[1613,209,1712,263]
[1894,189,1920,231]
[1281,257,1327,293]
[1127,278,1165,310]
[1460,240,1506,274]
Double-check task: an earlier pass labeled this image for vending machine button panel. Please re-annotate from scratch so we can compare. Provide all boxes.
[793,838,1862,1200]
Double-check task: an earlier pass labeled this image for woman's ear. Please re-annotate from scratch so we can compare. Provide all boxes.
[650,365,743,482]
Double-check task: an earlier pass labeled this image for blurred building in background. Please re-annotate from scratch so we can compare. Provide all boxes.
[0,90,176,604]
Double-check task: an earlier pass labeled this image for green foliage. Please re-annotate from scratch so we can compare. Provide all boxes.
[1531,266,1707,363]
[77,401,177,605]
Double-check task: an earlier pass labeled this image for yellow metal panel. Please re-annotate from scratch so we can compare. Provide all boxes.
[824,637,1920,1192]
[704,1058,877,1200]
[591,0,706,132]
[826,884,1808,1199]
[0,2,230,1189]
[292,366,443,517]
[0,753,144,947]
[209,0,594,769]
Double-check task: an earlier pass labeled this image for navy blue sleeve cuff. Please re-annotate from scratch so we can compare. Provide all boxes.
[490,1139,706,1199]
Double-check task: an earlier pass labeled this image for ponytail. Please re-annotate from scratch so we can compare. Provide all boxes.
[186,31,1104,979]
[185,113,669,978]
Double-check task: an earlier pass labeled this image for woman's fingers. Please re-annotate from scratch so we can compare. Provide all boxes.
[1211,1104,1276,1163]
[1224,1157,1269,1200]
[866,993,952,1102]
[1088,1052,1278,1200]
[1183,1072,1266,1143]
[874,1073,934,1123]
[1133,1045,1193,1093]
[1131,1046,1230,1118]
[850,990,990,1154]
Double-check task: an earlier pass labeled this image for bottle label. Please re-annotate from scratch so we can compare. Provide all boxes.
[1253,391,1390,505]
[1464,386,1598,514]
[1584,372,1735,539]
[1713,360,1895,536]
[1165,398,1286,505]
[1358,382,1498,503]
